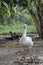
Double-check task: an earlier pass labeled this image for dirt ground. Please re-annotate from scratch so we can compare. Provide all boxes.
[0,39,43,65]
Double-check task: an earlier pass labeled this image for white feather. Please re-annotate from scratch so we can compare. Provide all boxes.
[19,24,33,48]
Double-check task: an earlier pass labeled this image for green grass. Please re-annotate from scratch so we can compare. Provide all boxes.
[0,23,37,34]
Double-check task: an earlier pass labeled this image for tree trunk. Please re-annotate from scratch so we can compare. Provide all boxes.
[38,3,43,38]
[29,3,43,38]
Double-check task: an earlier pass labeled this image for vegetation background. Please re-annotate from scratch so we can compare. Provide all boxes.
[0,0,43,36]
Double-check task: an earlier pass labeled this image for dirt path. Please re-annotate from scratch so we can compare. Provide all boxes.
[0,39,43,65]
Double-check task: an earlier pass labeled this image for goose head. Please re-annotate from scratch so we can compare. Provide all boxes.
[22,24,27,37]
[24,24,27,29]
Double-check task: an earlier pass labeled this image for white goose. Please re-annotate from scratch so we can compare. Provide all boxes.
[19,24,33,49]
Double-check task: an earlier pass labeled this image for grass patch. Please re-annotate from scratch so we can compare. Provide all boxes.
[0,23,37,34]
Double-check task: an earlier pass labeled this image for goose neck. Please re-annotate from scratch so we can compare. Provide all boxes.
[22,28,27,37]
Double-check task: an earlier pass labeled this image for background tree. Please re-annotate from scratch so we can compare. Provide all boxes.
[0,0,43,38]
[17,0,43,38]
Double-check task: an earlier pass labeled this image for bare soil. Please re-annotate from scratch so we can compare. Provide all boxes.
[0,39,43,65]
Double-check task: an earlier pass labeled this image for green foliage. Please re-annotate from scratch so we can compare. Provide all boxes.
[0,0,39,25]
[0,0,16,18]
[0,0,38,34]
[0,5,10,18]
[13,5,34,25]
[0,4,34,25]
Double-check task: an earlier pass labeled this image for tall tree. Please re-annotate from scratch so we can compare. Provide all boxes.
[17,0,43,38]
